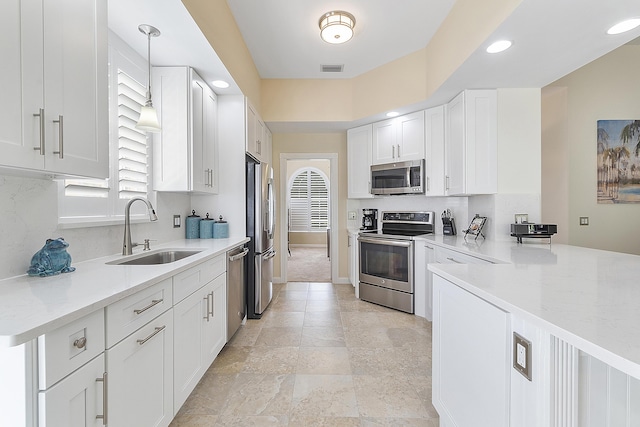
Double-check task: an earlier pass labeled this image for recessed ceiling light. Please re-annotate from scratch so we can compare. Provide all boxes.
[211,80,230,89]
[486,40,512,54]
[607,18,640,35]
[386,112,400,118]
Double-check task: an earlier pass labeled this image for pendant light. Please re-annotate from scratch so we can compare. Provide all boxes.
[136,24,161,132]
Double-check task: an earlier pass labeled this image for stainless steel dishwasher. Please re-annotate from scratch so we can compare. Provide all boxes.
[227,245,249,340]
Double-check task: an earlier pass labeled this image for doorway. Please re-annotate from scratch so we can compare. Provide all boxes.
[279,153,338,283]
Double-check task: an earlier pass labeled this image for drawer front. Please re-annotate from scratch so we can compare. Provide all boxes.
[435,247,492,265]
[38,309,105,390]
[106,278,173,348]
[173,255,225,303]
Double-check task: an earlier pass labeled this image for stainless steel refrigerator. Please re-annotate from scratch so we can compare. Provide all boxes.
[246,156,276,318]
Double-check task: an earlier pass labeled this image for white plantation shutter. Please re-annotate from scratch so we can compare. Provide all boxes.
[117,70,148,199]
[289,169,329,232]
[63,70,148,200]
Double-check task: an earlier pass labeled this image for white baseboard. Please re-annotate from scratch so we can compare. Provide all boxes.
[289,244,326,248]
[273,276,351,284]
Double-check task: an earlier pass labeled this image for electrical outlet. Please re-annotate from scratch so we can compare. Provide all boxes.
[513,332,532,381]
[580,217,589,226]
[348,211,356,220]
[173,215,181,228]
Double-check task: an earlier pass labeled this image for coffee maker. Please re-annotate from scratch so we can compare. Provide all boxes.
[361,208,378,231]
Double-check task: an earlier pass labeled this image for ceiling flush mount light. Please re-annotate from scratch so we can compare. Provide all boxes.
[486,40,512,54]
[136,24,161,133]
[211,80,230,89]
[319,11,356,44]
[607,18,640,35]
[386,112,400,118]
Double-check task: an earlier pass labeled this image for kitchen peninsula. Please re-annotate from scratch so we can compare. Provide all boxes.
[427,242,640,426]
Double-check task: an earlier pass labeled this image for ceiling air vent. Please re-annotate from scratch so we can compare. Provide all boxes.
[321,64,344,73]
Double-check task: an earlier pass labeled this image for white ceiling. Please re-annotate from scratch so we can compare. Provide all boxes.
[225,0,456,79]
[108,0,640,131]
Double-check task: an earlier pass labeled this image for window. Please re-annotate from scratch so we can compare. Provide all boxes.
[288,168,329,231]
[58,31,153,224]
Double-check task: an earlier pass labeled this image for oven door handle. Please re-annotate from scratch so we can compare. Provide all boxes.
[358,236,413,248]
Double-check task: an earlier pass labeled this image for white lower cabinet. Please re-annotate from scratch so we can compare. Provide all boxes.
[174,273,226,411]
[38,354,106,427]
[433,275,510,427]
[106,309,174,427]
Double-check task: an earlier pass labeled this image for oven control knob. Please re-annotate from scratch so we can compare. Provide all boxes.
[381,279,386,284]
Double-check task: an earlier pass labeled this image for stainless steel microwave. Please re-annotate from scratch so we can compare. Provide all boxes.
[370,159,424,195]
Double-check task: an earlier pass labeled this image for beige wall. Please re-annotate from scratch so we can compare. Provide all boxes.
[543,44,640,255]
[272,133,348,280]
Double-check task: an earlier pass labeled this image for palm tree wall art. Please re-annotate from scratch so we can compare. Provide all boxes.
[597,120,640,203]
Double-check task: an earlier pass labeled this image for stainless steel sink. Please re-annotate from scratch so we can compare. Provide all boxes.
[107,249,202,266]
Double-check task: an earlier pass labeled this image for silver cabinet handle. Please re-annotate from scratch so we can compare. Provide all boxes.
[137,325,166,345]
[133,299,163,315]
[257,139,261,155]
[73,337,87,349]
[52,115,63,158]
[425,245,434,249]
[33,108,45,154]
[426,176,430,192]
[208,291,214,318]
[397,144,401,158]
[446,257,463,264]
[392,144,395,158]
[203,294,211,321]
[445,175,450,191]
[96,372,108,425]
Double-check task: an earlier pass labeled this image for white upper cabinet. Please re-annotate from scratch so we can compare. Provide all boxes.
[152,67,218,194]
[0,0,108,178]
[372,110,425,165]
[424,105,446,197]
[347,124,374,199]
[246,99,271,164]
[445,89,497,196]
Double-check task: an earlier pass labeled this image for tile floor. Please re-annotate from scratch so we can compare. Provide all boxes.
[169,282,439,426]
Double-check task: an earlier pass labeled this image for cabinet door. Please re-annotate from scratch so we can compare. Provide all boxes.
[445,91,465,195]
[203,274,227,368]
[396,110,425,161]
[425,106,446,197]
[38,354,105,427]
[246,101,258,159]
[262,127,273,165]
[174,275,226,411]
[191,73,207,193]
[0,0,44,171]
[191,70,218,194]
[433,276,509,427]
[204,87,219,193]
[256,116,265,161]
[43,0,108,178]
[465,89,497,194]
[372,119,396,164]
[424,244,435,320]
[347,125,373,198]
[107,309,173,427]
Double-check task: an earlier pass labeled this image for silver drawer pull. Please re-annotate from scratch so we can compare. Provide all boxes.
[96,372,108,425]
[203,294,210,321]
[133,299,163,315]
[137,326,166,345]
[73,337,87,349]
[446,257,463,264]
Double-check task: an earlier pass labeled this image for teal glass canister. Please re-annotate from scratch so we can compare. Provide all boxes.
[185,210,201,239]
[213,215,229,238]
[199,213,214,239]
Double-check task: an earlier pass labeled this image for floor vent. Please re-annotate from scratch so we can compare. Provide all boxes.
[321,64,344,73]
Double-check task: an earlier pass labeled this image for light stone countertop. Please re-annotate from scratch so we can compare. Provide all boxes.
[0,237,249,347]
[427,241,640,380]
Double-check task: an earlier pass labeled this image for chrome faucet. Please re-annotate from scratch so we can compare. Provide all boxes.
[123,197,158,255]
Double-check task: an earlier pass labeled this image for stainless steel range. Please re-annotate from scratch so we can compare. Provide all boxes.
[358,211,435,313]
